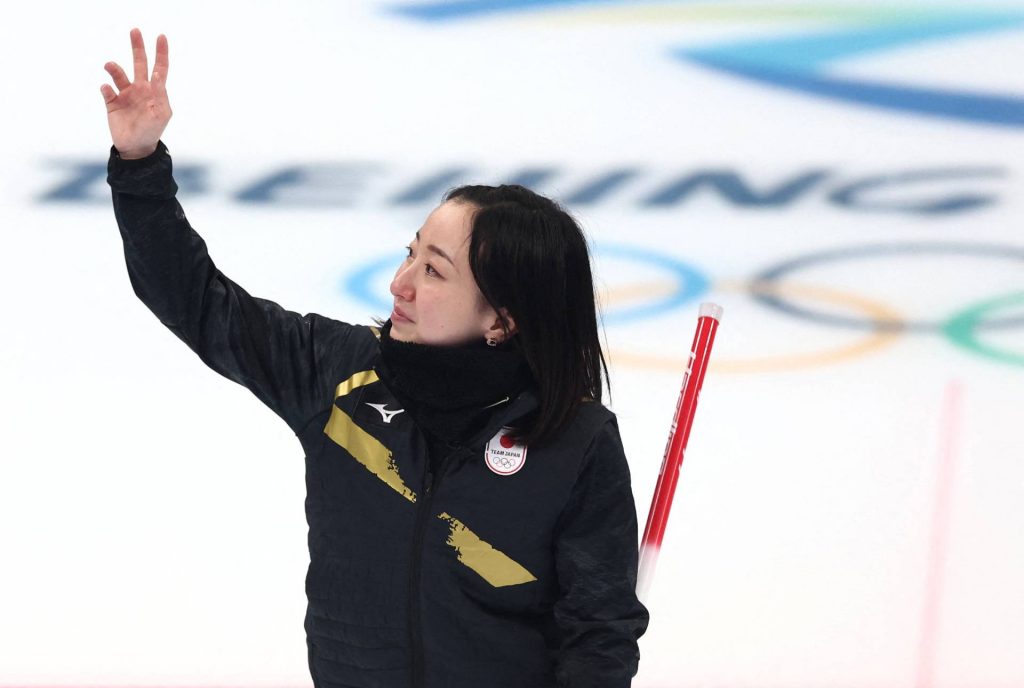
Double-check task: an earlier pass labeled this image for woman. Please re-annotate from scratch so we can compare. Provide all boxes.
[102,29,649,688]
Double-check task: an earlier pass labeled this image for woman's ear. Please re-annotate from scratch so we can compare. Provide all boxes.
[486,308,517,343]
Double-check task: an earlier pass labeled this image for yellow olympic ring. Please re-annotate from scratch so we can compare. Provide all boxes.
[602,279,903,374]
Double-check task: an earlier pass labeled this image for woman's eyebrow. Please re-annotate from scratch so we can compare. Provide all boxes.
[415,230,456,268]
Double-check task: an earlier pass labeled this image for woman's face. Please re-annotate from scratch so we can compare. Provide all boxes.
[389,200,501,346]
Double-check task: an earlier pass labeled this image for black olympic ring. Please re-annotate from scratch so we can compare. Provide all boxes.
[750,242,1024,332]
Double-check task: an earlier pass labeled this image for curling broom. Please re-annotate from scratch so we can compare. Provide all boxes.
[637,302,722,603]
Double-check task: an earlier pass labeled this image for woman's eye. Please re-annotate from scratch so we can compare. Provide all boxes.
[404,245,414,259]
[425,264,439,277]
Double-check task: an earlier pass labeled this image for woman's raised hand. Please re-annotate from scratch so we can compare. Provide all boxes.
[101,29,171,160]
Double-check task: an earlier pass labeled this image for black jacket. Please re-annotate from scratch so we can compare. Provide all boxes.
[108,142,649,688]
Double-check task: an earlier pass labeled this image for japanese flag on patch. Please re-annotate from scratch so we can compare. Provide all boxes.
[485,427,528,476]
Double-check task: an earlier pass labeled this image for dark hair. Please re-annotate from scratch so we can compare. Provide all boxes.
[444,184,610,446]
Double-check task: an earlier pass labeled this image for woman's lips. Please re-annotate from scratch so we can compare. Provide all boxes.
[392,305,413,323]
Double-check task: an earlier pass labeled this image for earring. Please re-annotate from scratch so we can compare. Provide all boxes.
[486,337,498,347]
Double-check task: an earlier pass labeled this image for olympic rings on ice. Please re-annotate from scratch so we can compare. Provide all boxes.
[341,241,1024,372]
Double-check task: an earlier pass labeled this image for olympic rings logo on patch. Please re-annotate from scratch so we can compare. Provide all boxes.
[340,241,1024,372]
[485,428,527,476]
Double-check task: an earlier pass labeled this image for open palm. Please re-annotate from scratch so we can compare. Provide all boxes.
[101,29,171,159]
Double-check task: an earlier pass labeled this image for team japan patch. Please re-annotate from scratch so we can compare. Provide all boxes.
[485,427,528,476]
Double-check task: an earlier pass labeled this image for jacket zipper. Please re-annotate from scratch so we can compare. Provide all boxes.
[409,450,457,688]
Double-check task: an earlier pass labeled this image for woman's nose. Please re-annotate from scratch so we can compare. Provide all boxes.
[390,263,414,301]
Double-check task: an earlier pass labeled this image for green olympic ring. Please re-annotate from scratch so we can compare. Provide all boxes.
[944,292,1024,367]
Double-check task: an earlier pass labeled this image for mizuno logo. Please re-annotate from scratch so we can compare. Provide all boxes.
[366,403,405,423]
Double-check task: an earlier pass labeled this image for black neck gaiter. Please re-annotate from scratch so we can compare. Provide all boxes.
[376,320,533,449]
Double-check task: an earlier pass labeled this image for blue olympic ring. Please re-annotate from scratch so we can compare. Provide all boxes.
[339,243,709,325]
[595,244,708,324]
[342,253,403,314]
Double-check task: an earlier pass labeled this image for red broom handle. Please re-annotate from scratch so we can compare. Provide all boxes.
[637,302,722,602]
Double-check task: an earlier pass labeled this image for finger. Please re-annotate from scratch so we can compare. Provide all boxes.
[131,27,149,83]
[152,34,169,84]
[104,61,131,91]
[100,83,117,105]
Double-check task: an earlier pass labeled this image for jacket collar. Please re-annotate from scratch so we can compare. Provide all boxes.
[463,388,539,450]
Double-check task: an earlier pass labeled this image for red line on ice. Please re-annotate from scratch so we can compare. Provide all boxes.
[914,379,963,688]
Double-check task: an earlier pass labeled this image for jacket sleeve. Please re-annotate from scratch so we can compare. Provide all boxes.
[552,418,650,688]
[108,141,349,433]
